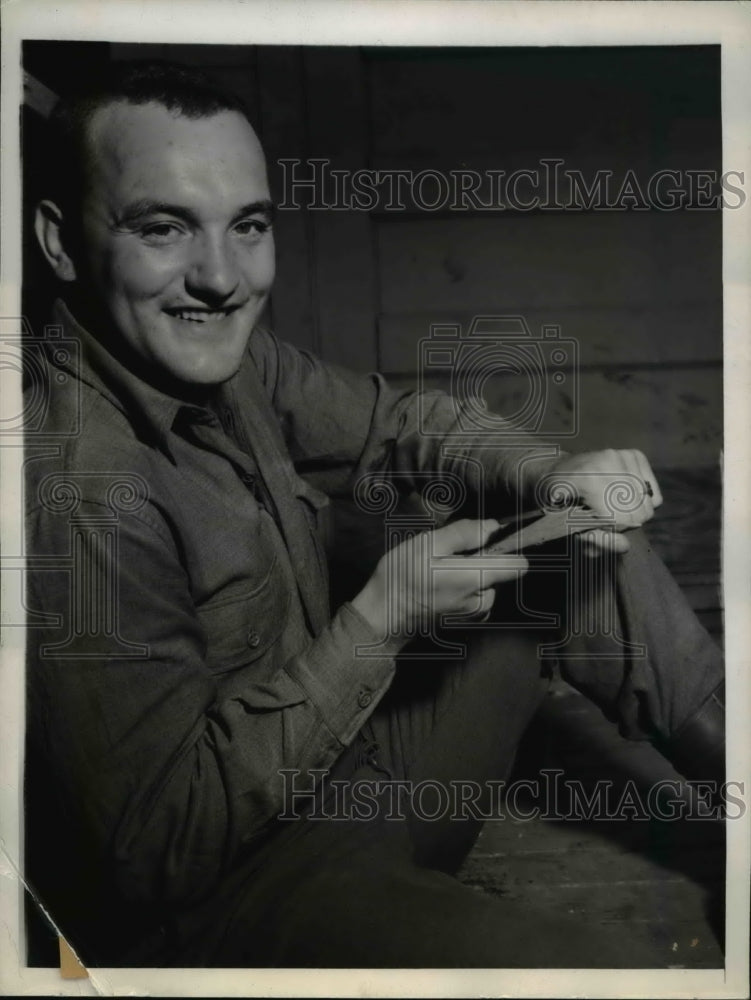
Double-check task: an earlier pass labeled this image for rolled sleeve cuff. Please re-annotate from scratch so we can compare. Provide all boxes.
[284,603,400,747]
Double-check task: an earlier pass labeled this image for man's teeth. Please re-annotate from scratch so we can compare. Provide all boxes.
[171,309,228,322]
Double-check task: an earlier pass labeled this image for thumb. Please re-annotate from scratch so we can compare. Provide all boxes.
[432,518,500,556]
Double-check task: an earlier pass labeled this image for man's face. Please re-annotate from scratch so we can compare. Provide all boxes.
[74,101,275,386]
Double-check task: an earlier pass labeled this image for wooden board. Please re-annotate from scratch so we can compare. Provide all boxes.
[379,303,723,372]
[386,367,722,468]
[375,211,722,328]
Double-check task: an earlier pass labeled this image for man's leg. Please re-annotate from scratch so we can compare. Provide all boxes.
[524,529,724,779]
[361,626,551,872]
[169,534,723,968]
[361,525,724,872]
[208,803,676,968]
[197,627,676,968]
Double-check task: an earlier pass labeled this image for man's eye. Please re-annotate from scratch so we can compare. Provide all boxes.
[140,223,184,243]
[234,218,271,237]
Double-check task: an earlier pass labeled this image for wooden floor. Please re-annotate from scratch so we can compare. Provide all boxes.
[457,465,725,968]
[457,680,725,968]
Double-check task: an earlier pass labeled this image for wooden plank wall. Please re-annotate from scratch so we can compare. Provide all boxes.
[113,44,721,471]
[304,46,723,470]
[28,42,723,474]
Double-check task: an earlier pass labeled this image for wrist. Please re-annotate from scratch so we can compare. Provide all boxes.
[522,451,572,509]
[351,575,410,651]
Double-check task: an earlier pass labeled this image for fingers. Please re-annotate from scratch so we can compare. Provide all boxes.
[431,549,528,617]
[577,528,631,557]
[611,449,650,525]
[432,553,529,584]
[456,586,497,622]
[431,517,500,556]
[478,587,496,616]
[483,554,529,586]
[618,448,662,524]
[632,449,663,509]
[550,449,662,527]
[470,553,529,587]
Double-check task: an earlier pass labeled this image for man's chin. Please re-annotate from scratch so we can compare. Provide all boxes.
[157,326,251,386]
[165,353,245,387]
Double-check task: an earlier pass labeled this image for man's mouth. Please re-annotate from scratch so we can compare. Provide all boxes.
[164,306,239,324]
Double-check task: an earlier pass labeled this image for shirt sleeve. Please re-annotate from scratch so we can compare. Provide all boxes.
[26,498,400,910]
[249,326,564,514]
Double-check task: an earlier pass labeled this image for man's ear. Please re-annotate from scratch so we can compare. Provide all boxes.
[34,200,78,282]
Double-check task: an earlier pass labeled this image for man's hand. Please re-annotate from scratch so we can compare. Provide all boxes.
[544,449,663,556]
[351,518,528,647]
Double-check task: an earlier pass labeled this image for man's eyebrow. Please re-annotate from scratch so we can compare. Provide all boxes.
[114,199,276,227]
[114,200,199,227]
[231,200,276,224]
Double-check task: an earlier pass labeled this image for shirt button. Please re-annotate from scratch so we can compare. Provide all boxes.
[357,689,373,709]
[247,629,261,648]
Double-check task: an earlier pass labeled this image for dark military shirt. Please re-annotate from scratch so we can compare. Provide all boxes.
[24,298,553,958]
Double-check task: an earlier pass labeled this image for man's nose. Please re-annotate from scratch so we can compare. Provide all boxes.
[185,234,240,302]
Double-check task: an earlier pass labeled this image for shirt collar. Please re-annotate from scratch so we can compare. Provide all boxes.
[50,298,208,461]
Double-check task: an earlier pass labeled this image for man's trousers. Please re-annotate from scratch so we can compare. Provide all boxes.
[161,530,724,968]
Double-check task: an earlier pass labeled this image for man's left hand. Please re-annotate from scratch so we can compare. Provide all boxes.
[545,449,663,556]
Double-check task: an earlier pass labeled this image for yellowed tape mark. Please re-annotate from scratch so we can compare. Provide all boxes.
[59,935,88,980]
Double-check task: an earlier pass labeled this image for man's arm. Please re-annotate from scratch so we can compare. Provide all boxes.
[26,499,524,910]
[250,327,560,514]
[252,328,662,545]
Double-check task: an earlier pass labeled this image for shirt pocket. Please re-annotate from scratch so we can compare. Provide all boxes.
[197,554,291,675]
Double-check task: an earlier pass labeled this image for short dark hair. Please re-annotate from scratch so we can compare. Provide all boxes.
[45,59,254,217]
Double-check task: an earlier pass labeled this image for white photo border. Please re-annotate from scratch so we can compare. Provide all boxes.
[1,1,749,996]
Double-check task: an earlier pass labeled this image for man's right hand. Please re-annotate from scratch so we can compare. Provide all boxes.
[351,518,528,649]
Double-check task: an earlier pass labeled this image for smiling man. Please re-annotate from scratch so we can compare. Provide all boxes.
[37,95,276,386]
[25,61,725,969]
